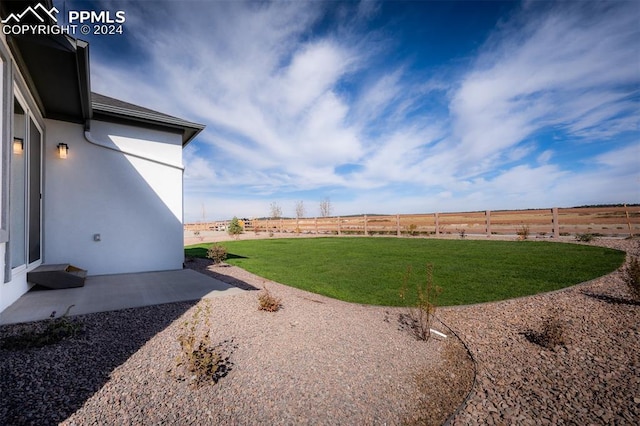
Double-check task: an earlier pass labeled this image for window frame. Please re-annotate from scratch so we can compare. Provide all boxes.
[9,89,43,275]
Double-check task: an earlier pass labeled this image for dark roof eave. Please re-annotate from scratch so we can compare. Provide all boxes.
[7,33,92,122]
[75,38,92,120]
[183,127,204,147]
[92,101,204,130]
[92,105,205,146]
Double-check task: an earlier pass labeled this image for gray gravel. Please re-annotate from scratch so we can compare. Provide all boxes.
[442,238,640,425]
[1,238,637,425]
[0,262,471,425]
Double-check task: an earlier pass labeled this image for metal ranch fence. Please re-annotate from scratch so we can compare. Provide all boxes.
[185,206,639,238]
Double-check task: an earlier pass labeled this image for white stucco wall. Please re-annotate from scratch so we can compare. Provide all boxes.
[0,244,31,313]
[43,119,185,275]
[0,261,30,312]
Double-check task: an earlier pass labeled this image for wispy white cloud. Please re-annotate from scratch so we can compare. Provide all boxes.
[82,0,638,221]
[450,1,639,172]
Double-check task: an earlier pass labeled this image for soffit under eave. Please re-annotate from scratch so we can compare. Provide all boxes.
[7,33,92,123]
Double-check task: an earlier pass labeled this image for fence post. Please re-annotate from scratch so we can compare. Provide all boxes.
[486,210,491,237]
[435,212,440,237]
[552,207,559,238]
[396,214,401,237]
[279,218,283,233]
[337,217,341,236]
[364,214,368,236]
[315,217,318,235]
[622,203,634,237]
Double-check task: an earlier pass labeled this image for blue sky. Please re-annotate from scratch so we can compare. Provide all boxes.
[58,0,639,221]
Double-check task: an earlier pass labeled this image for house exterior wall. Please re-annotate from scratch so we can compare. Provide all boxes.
[43,119,185,276]
[0,22,195,314]
[0,33,44,312]
[0,38,6,307]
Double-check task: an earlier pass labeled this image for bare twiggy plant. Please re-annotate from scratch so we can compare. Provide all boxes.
[522,308,565,350]
[174,301,234,386]
[258,285,282,312]
[399,264,442,341]
[516,224,530,240]
[0,305,83,350]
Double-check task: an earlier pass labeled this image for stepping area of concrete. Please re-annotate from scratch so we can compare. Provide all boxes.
[0,269,244,325]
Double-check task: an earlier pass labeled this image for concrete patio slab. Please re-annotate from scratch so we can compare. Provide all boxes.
[0,269,245,325]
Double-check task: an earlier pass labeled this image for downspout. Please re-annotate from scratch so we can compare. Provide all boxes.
[83,120,185,171]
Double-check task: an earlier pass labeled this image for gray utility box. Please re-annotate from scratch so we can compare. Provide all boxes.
[27,264,87,289]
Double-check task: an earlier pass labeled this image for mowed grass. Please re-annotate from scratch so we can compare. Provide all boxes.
[185,238,625,306]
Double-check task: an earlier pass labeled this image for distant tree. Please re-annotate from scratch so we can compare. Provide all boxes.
[269,202,282,219]
[228,216,243,238]
[295,200,306,219]
[319,197,332,217]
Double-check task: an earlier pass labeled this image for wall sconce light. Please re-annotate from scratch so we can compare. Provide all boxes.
[57,143,69,159]
[13,138,23,154]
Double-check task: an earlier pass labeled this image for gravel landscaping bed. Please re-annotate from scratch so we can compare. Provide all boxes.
[1,238,637,425]
[441,238,640,425]
[0,262,472,425]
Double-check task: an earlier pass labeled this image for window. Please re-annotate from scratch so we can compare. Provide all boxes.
[9,93,41,271]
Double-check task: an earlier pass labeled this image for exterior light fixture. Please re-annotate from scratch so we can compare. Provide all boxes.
[57,143,69,159]
[13,138,23,154]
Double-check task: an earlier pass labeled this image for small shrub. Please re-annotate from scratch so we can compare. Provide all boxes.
[458,228,466,239]
[399,264,442,341]
[575,233,597,243]
[516,224,530,240]
[406,224,418,236]
[174,302,234,387]
[1,305,83,350]
[207,244,227,264]
[177,333,233,387]
[623,257,640,300]
[258,285,282,312]
[522,312,564,350]
[228,217,243,238]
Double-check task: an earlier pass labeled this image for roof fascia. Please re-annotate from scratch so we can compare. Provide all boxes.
[92,101,204,130]
[92,110,203,146]
[92,104,205,146]
[74,38,92,120]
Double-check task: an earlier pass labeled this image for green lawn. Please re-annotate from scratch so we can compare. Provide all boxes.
[185,238,625,306]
